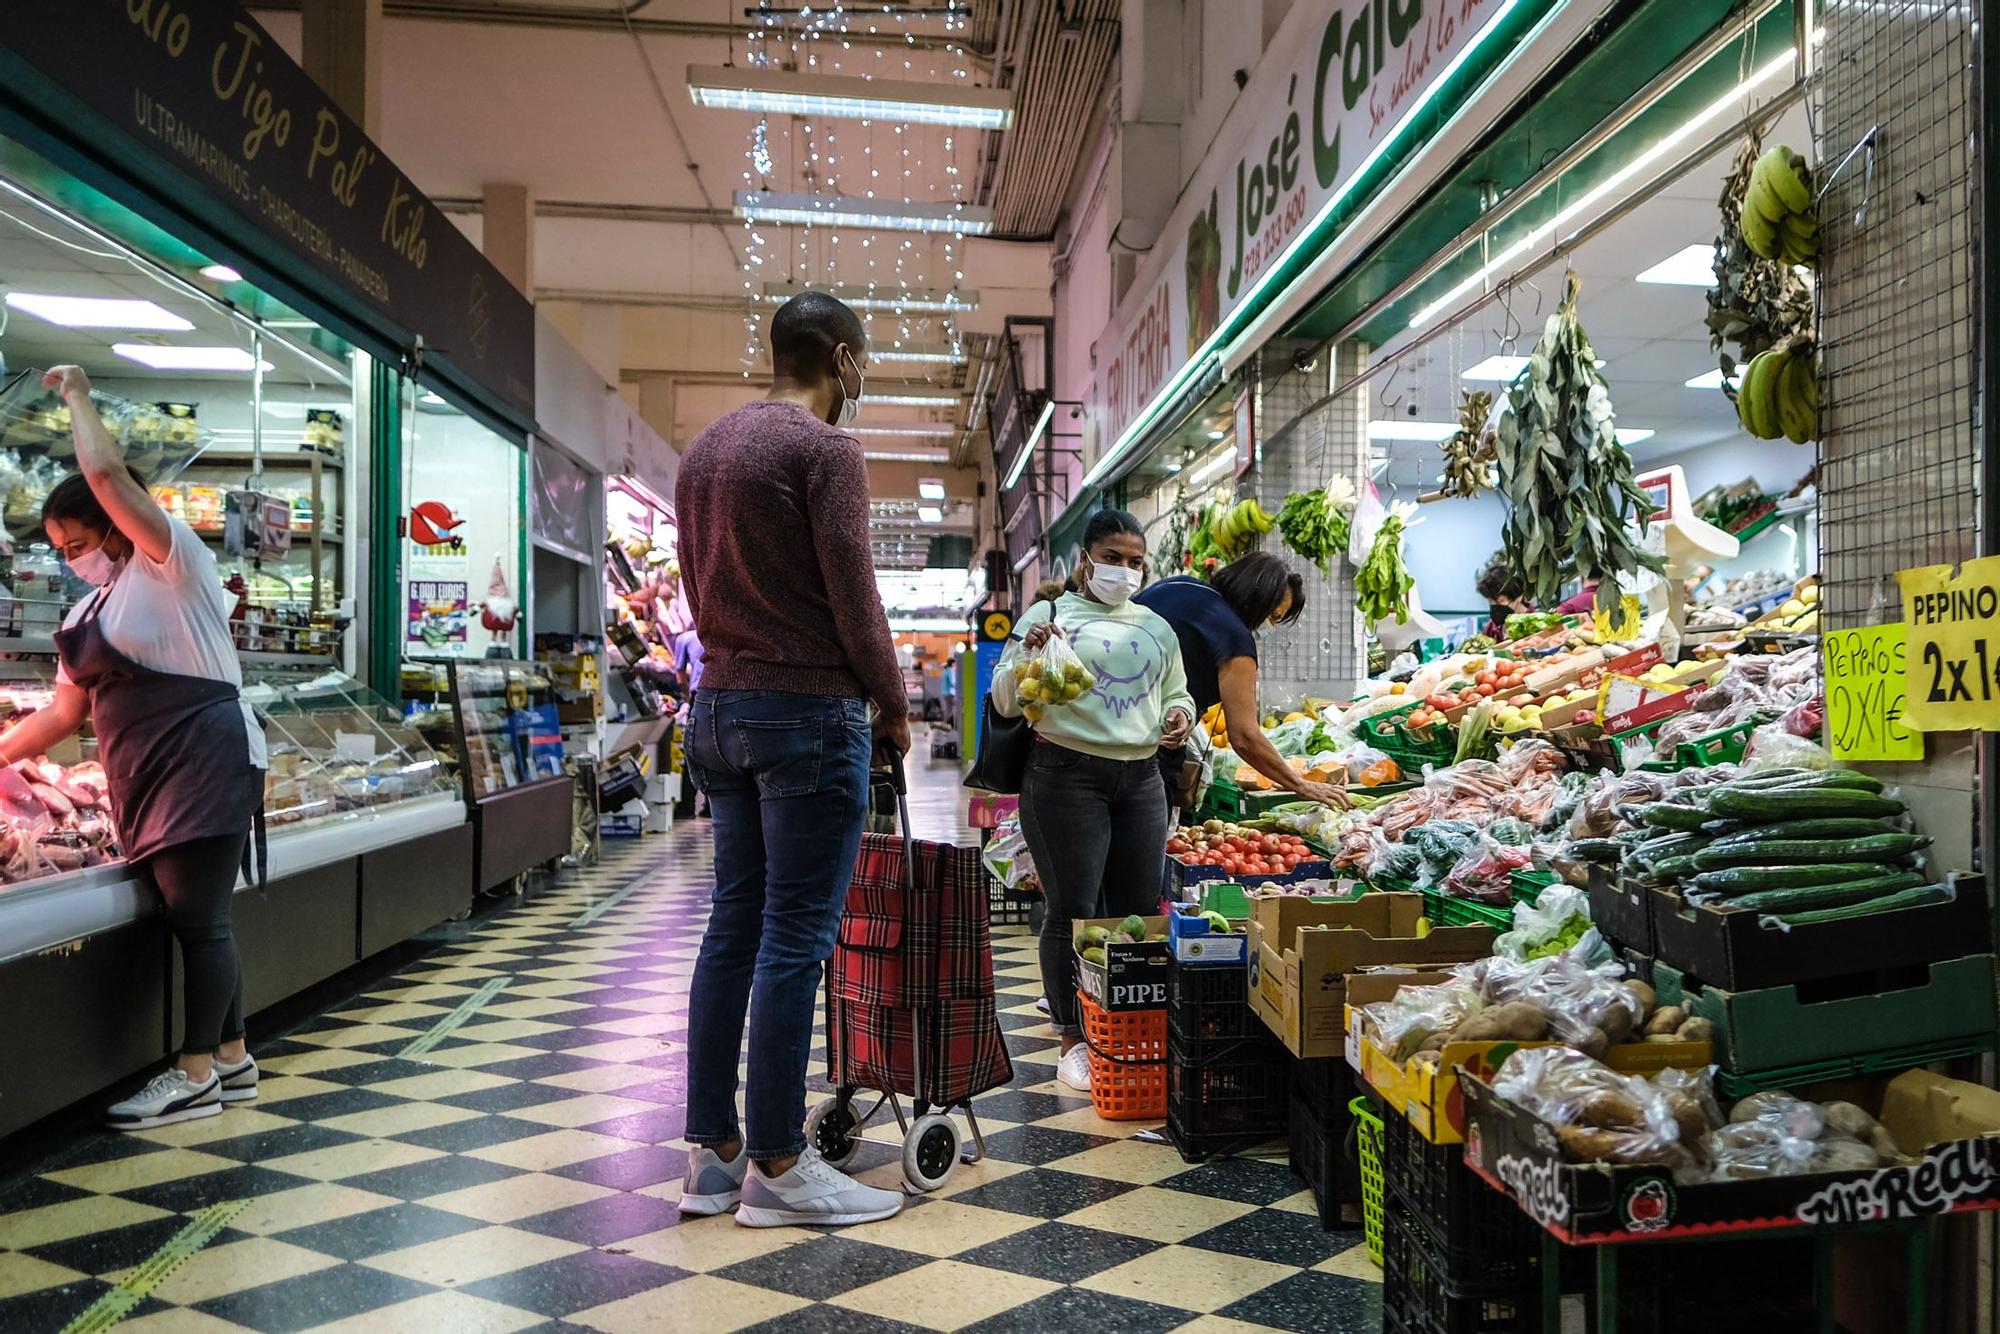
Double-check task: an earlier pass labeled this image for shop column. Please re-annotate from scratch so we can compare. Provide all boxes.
[483,183,538,299]
[300,0,383,136]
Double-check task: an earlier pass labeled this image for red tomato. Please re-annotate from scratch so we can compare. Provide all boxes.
[1166,837,1189,854]
[1177,853,1197,865]
[1477,670,1498,686]
[1222,857,1241,873]
[1263,834,1282,853]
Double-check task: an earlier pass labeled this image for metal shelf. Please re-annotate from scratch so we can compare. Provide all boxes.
[187,451,343,471]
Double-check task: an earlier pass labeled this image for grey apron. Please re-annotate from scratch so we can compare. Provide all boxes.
[54,581,266,883]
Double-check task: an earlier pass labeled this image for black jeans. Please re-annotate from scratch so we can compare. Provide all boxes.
[146,833,249,1057]
[1017,743,1168,1039]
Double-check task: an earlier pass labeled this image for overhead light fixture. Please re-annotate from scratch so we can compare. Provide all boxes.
[735,191,994,236]
[866,392,960,408]
[199,264,243,284]
[763,283,976,313]
[1635,243,1718,287]
[917,504,945,523]
[1685,369,1732,390]
[112,343,269,372]
[1408,46,1797,330]
[853,424,955,437]
[873,347,967,366]
[1011,546,1040,575]
[1615,428,1656,444]
[1186,451,1235,487]
[689,65,1015,130]
[7,293,192,332]
[1206,430,1227,441]
[420,391,448,405]
[1005,400,1056,490]
[864,450,952,462]
[918,478,947,501]
[1368,419,1460,442]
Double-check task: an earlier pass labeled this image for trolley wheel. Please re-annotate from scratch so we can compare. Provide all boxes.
[806,1099,861,1170]
[903,1113,961,1192]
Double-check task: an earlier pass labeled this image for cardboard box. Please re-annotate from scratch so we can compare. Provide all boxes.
[1342,970,1456,1070]
[1075,915,1170,1011]
[1462,1070,2000,1242]
[1167,908,1248,966]
[1244,893,1494,1058]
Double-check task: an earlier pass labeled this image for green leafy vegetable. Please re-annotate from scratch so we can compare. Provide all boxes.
[1276,480,1355,575]
[1356,505,1415,625]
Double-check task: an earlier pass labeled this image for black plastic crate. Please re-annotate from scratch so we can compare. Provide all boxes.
[1381,1111,1541,1288]
[1166,958,1254,1042]
[986,873,1037,928]
[1165,1031,1288,1161]
[1287,1091,1362,1228]
[1292,1053,1349,1119]
[1382,1194,1542,1334]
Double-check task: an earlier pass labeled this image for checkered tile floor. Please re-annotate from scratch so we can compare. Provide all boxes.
[0,759,1381,1332]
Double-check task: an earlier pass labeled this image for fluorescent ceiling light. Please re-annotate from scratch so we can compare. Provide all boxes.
[866,392,960,408]
[889,618,976,632]
[1635,243,1717,286]
[854,424,955,437]
[864,450,952,462]
[7,292,192,331]
[873,347,966,365]
[1005,400,1056,490]
[199,264,243,283]
[1012,546,1040,574]
[917,504,944,523]
[1408,46,1797,330]
[112,343,269,372]
[735,190,993,236]
[763,283,975,313]
[917,478,947,501]
[689,65,1014,130]
[1615,428,1656,444]
[1187,451,1235,487]
[1685,369,1732,390]
[1368,419,1460,442]
[1206,430,1227,441]
[420,391,448,405]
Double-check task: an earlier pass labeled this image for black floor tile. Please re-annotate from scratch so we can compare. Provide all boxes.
[340,1152,524,1201]
[966,1088,1090,1123]
[947,1166,1136,1218]
[390,1114,555,1154]
[26,1216,250,1275]
[549,1144,687,1191]
[577,1107,687,1145]
[0,1278,168,1330]
[1158,1156,1306,1205]
[715,1234,933,1301]
[195,1121,369,1164]
[116,1163,315,1214]
[292,1057,450,1088]
[272,1201,486,1261]
[740,1307,934,1334]
[958,1219,1161,1284]
[466,1052,609,1081]
[459,1250,691,1317]
[511,1190,684,1246]
[958,1285,1190,1334]
[1214,1269,1385,1332]
[0,1174,93,1214]
[193,1263,436,1331]
[976,1124,1116,1166]
[259,1086,410,1123]
[1183,1205,1359,1267]
[435,1080,575,1114]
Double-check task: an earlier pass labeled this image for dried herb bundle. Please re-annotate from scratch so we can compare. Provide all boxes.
[1495,271,1664,614]
[1438,390,1494,499]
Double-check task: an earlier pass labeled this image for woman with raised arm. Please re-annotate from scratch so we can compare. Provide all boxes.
[2,367,267,1129]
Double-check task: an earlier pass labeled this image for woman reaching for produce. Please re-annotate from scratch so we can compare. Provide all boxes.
[994,509,1196,1091]
[0,367,266,1130]
[1135,552,1350,810]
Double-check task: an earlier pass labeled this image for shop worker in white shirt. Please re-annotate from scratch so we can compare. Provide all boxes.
[0,366,267,1130]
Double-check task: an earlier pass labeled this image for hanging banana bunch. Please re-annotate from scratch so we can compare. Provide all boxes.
[1438,390,1494,499]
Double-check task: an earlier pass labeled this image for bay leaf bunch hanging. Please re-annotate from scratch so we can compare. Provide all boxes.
[1438,390,1494,499]
[1494,271,1664,614]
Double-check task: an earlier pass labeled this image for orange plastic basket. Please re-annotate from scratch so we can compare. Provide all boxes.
[1079,991,1167,1120]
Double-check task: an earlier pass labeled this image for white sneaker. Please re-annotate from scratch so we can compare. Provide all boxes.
[1057,1044,1093,1092]
[1035,996,1051,1016]
[679,1144,750,1216]
[105,1069,222,1131]
[735,1146,904,1228]
[215,1054,259,1104]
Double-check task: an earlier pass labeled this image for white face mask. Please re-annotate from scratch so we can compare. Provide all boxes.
[68,544,119,587]
[833,347,864,429]
[1085,558,1142,606]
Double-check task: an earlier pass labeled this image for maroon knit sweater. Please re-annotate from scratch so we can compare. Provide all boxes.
[675,399,906,719]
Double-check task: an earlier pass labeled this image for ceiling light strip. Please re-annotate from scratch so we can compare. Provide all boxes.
[734,190,994,235]
[1004,400,1055,491]
[688,64,1015,130]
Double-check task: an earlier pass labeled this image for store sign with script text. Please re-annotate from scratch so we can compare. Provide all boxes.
[1823,624,1924,761]
[1898,556,2000,731]
[1087,0,1505,453]
[0,0,534,417]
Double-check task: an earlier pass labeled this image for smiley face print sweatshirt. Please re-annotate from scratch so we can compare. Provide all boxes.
[992,592,1196,762]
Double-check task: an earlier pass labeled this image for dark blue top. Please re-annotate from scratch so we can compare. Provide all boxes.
[1133,576,1256,713]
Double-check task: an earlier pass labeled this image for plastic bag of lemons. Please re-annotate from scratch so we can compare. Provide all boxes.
[1012,630,1097,724]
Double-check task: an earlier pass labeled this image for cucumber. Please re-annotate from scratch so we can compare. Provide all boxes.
[1628,833,1708,870]
[1707,788,1906,822]
[1710,817,1902,846]
[1699,819,1748,836]
[1763,882,1950,927]
[1721,769,1886,794]
[1690,833,1930,870]
[1651,853,1709,880]
[1722,871,1926,913]
[1639,803,1713,831]
[1567,838,1627,864]
[1687,862,1893,895]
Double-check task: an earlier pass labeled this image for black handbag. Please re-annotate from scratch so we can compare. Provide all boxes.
[962,696,1031,794]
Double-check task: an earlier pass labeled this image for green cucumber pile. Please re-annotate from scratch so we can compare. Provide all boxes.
[1620,768,1949,928]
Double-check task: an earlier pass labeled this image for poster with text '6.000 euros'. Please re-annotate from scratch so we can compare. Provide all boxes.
[1898,556,2000,731]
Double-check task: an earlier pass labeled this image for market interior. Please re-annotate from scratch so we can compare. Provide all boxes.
[0,1,1992,1332]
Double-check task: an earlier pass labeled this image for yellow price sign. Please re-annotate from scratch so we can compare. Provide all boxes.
[1822,624,1923,760]
[1592,594,1643,643]
[1899,557,2000,731]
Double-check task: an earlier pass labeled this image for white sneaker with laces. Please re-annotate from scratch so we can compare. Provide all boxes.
[105,1069,221,1130]
[214,1054,259,1104]
[735,1146,904,1228]
[679,1144,750,1216]
[1057,1044,1093,1092]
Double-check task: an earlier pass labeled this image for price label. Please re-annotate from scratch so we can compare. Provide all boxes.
[1592,594,1643,643]
[1823,624,1924,760]
[1898,557,2000,731]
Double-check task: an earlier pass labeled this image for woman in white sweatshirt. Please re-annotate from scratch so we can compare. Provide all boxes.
[994,509,1195,1091]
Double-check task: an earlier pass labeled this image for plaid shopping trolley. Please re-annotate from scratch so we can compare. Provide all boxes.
[817,755,1013,1191]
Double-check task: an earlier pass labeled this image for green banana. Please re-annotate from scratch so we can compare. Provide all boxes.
[1739,198,1780,260]
[1756,145,1811,214]
[1775,353,1817,444]
[1736,351,1776,439]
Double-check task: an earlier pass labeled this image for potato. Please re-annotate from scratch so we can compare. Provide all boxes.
[1557,1124,1633,1162]
[1599,1000,1638,1047]
[1644,1006,1687,1037]
[1448,1001,1549,1044]
[1807,1139,1880,1172]
[1573,1028,1610,1060]
[1820,1101,1880,1141]
[1870,1125,1912,1164]
[1666,1092,1709,1147]
[1644,1033,1682,1044]
[1674,1017,1716,1044]
[1623,979,1657,1017]
[1576,1089,1645,1130]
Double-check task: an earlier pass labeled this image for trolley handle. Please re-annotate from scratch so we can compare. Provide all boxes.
[874,749,916,893]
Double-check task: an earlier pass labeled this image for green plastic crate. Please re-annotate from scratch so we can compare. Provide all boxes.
[1196,779,1296,823]
[1638,719,1760,773]
[1422,889,1512,931]
[1712,1032,2000,1101]
[1361,701,1455,769]
[1509,868,1555,904]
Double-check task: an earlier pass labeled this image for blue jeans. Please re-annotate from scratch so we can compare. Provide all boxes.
[683,688,872,1160]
